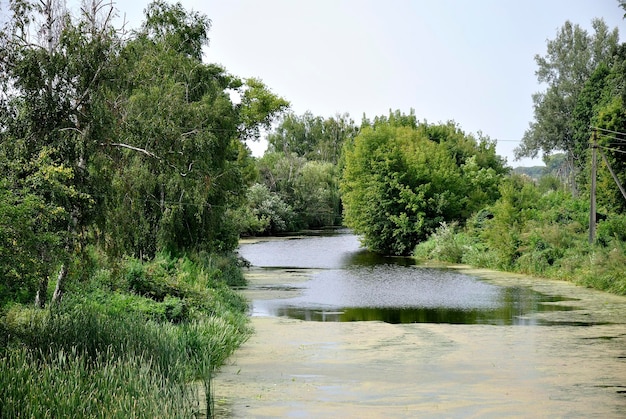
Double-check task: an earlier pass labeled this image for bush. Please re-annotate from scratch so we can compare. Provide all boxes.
[414,222,469,263]
[596,214,626,246]
[233,183,296,236]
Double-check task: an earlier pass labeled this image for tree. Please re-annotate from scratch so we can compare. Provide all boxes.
[267,111,358,164]
[515,19,619,193]
[103,1,288,258]
[0,0,121,306]
[341,114,506,255]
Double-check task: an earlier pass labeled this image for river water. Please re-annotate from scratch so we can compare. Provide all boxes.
[214,230,626,418]
[237,230,574,326]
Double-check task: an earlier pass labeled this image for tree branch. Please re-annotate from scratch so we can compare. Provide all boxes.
[102,142,161,159]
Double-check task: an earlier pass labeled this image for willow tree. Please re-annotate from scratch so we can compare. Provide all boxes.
[103,0,288,258]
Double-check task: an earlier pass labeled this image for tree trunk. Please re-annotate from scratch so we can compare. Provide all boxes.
[51,264,68,305]
[35,277,49,308]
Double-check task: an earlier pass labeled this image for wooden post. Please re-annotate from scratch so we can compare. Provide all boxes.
[589,130,597,244]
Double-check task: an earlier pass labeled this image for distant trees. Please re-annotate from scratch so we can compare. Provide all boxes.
[341,112,507,255]
[516,19,620,193]
[239,112,356,234]
[267,112,358,164]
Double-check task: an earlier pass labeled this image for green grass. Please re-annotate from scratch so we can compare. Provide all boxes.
[0,251,252,418]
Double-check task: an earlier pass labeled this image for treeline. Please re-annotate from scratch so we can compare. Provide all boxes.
[234,111,358,234]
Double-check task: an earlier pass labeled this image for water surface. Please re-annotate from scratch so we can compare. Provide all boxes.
[238,231,576,325]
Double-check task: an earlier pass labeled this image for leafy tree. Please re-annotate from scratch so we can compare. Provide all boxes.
[515,19,619,193]
[341,115,506,255]
[102,1,288,258]
[0,0,120,305]
[254,152,341,230]
[267,112,358,164]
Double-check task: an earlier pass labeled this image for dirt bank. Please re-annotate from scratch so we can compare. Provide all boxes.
[214,268,626,418]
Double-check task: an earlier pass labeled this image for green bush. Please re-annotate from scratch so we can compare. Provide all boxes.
[596,214,626,245]
[414,222,470,263]
[412,175,626,296]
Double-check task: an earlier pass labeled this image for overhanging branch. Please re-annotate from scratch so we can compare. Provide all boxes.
[102,142,161,160]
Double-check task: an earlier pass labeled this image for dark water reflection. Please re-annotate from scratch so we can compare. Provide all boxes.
[238,231,576,325]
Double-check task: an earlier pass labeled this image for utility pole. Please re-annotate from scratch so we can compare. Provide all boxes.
[589,130,597,244]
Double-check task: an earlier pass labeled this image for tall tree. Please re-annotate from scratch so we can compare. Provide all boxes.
[103,1,288,258]
[515,19,619,193]
[0,0,120,305]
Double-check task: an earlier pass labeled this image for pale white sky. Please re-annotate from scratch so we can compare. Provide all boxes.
[66,1,626,166]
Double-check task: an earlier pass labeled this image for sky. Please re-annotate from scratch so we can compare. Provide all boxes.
[64,1,626,166]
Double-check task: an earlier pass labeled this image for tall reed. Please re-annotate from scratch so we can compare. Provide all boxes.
[0,251,252,418]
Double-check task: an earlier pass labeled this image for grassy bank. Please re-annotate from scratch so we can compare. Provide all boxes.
[414,187,626,296]
[0,251,251,418]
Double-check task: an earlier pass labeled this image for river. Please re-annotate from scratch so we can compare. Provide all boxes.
[214,230,626,418]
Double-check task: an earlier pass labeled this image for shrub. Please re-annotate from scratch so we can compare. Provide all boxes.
[413,222,469,263]
[596,213,626,246]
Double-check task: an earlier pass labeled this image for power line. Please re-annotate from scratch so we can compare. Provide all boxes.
[592,126,626,137]
[597,144,626,155]
[598,134,626,143]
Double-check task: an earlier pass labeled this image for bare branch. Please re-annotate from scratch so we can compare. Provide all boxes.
[103,142,161,159]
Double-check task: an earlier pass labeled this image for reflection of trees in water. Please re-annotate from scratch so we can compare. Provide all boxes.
[343,249,416,267]
[271,287,576,325]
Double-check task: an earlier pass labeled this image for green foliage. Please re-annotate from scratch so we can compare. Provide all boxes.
[232,183,296,235]
[517,18,619,161]
[596,213,626,245]
[0,182,62,305]
[593,95,626,213]
[142,0,211,60]
[254,152,342,231]
[413,222,471,264]
[341,115,506,255]
[267,111,358,164]
[293,161,342,227]
[414,174,626,295]
[0,252,251,417]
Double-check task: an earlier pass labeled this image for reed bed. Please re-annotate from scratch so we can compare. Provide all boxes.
[0,252,252,418]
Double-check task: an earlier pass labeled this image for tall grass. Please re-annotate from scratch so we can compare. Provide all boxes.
[0,251,252,418]
[0,347,194,418]
[413,178,626,296]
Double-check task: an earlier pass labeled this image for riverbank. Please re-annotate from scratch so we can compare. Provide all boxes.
[214,266,626,418]
[0,252,251,418]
